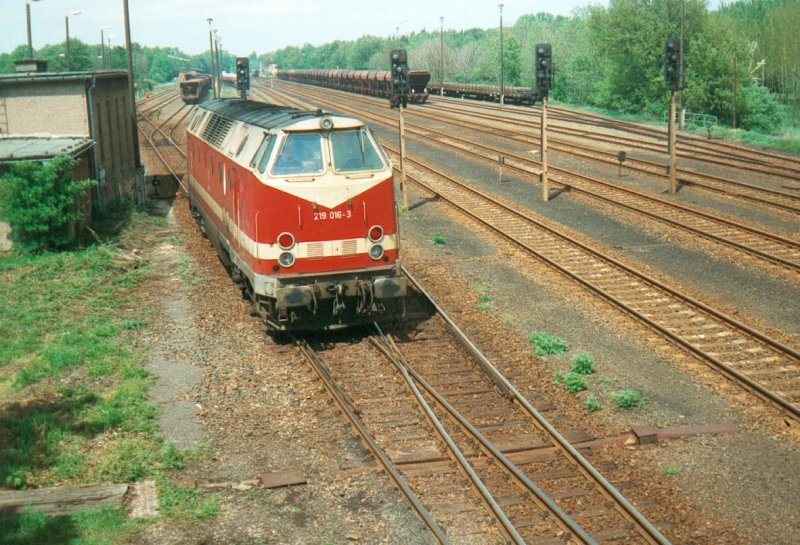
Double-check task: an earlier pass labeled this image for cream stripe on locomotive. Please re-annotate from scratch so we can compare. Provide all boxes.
[189,174,397,261]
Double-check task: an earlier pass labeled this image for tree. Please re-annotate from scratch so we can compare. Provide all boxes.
[0,155,96,252]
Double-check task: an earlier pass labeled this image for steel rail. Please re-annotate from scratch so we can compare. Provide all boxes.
[368,329,526,545]
[259,82,800,273]
[383,149,800,421]
[370,330,599,545]
[433,97,800,176]
[294,339,453,545]
[398,269,672,545]
[137,107,188,192]
[271,79,800,208]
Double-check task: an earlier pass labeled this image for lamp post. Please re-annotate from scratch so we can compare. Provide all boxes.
[25,0,43,59]
[440,16,444,95]
[65,10,81,71]
[498,3,504,105]
[101,25,111,69]
[207,18,217,98]
[214,30,222,97]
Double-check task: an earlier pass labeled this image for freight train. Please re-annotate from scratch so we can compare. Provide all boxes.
[185,98,406,330]
[179,71,211,104]
[276,69,430,105]
[427,81,540,106]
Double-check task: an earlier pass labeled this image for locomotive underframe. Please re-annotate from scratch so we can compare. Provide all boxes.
[189,195,406,331]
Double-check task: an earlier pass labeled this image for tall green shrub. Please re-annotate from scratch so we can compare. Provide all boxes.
[0,155,96,252]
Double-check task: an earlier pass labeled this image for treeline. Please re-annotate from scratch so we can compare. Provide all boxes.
[0,40,256,97]
[260,0,799,133]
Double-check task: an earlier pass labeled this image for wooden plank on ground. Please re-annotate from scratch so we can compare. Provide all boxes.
[0,483,128,516]
[259,469,307,489]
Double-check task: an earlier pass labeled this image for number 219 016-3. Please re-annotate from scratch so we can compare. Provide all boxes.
[313,210,352,221]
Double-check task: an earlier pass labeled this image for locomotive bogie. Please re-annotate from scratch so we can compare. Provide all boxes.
[186,99,406,330]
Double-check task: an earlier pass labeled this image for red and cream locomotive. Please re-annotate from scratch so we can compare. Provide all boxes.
[185,98,406,330]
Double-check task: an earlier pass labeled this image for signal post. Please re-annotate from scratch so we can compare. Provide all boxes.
[664,36,683,194]
[535,44,553,202]
[390,49,410,211]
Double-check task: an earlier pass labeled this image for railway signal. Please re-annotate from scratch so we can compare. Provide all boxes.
[389,48,408,109]
[534,44,553,202]
[664,37,683,91]
[534,43,553,95]
[236,57,250,98]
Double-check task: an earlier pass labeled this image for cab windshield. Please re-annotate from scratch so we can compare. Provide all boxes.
[271,132,324,176]
[331,128,384,172]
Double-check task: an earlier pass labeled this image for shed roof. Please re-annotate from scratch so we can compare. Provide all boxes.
[0,136,93,163]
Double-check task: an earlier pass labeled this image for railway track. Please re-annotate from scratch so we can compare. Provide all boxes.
[296,274,672,544]
[135,86,679,544]
[428,97,800,183]
[255,82,800,423]
[253,81,800,277]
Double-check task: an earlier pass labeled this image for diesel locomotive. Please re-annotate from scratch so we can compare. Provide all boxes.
[185,98,406,330]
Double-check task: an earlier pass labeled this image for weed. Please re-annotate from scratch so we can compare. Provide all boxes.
[613,389,643,409]
[432,232,446,245]
[502,315,512,325]
[584,394,603,412]
[661,466,681,476]
[553,371,588,393]
[570,351,595,374]
[158,480,220,519]
[529,331,569,356]
[177,255,196,285]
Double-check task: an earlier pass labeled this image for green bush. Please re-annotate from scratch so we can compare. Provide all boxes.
[530,331,569,355]
[570,351,595,374]
[553,371,588,393]
[0,155,96,252]
[584,394,602,412]
[738,86,784,134]
[614,389,643,409]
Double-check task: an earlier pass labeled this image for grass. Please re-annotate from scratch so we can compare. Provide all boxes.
[660,466,681,477]
[570,351,596,375]
[472,283,493,311]
[158,480,220,519]
[553,371,588,393]
[0,212,205,542]
[529,331,569,356]
[0,506,144,545]
[613,388,644,409]
[584,394,603,412]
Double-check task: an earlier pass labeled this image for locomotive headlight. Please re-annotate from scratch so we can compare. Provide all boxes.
[369,244,384,260]
[279,252,295,267]
[277,232,296,250]
[319,117,334,130]
[368,225,384,242]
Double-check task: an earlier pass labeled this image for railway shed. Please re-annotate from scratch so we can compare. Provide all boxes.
[0,71,143,210]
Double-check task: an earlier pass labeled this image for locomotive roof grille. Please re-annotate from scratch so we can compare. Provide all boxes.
[202,114,234,148]
[199,98,332,131]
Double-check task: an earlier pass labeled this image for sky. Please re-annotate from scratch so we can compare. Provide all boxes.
[4,0,722,58]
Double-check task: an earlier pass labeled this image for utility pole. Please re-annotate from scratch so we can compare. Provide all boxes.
[101,26,110,69]
[26,0,43,59]
[732,57,737,129]
[498,3,504,105]
[123,0,142,170]
[65,11,81,72]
